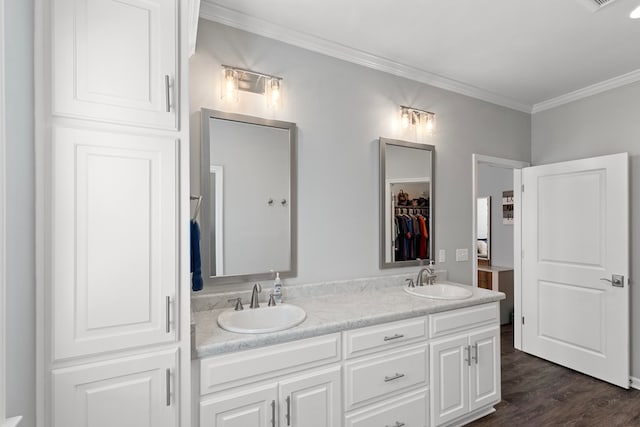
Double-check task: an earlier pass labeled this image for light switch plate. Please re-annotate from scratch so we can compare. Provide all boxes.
[456,248,469,262]
[439,249,446,263]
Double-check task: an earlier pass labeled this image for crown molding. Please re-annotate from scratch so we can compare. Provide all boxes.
[199,1,532,113]
[532,68,640,113]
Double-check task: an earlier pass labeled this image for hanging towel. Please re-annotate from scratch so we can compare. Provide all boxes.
[190,219,203,292]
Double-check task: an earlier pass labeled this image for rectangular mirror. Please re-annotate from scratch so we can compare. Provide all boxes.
[379,137,434,269]
[201,109,296,285]
[477,196,491,262]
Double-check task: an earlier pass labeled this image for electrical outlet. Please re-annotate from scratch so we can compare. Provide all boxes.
[455,248,469,262]
[439,249,446,263]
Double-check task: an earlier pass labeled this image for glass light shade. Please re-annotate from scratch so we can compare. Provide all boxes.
[221,68,238,102]
[266,78,282,109]
[631,5,640,18]
[425,113,435,133]
[400,109,410,128]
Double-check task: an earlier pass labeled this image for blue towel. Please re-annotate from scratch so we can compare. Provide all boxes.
[190,219,203,292]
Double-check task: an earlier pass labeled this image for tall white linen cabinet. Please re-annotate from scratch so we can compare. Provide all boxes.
[35,0,194,426]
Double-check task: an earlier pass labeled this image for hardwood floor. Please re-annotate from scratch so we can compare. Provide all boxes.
[468,325,640,427]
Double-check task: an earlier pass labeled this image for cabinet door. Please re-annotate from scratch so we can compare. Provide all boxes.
[53,0,177,129]
[469,327,501,411]
[200,383,278,427]
[431,335,469,426]
[53,349,178,427]
[53,127,177,360]
[279,366,341,427]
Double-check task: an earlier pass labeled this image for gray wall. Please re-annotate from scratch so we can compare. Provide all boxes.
[190,19,531,288]
[532,80,640,380]
[478,164,514,268]
[4,0,35,425]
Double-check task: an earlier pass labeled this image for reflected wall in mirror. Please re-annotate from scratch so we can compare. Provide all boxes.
[379,137,434,269]
[477,196,491,263]
[201,109,296,285]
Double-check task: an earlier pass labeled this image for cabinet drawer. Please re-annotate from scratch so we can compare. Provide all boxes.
[344,388,428,427]
[200,333,340,394]
[344,344,428,410]
[343,317,427,359]
[429,303,498,339]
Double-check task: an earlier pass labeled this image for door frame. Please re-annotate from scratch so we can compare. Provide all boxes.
[472,154,529,349]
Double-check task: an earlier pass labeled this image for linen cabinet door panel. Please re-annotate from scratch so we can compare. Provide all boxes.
[200,383,278,427]
[52,349,177,427]
[53,0,177,129]
[469,327,501,411]
[53,127,178,360]
[279,366,341,427]
[431,335,469,426]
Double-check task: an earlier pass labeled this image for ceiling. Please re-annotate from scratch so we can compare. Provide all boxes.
[199,0,640,113]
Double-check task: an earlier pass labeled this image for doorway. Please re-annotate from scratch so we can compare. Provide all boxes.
[471,155,529,340]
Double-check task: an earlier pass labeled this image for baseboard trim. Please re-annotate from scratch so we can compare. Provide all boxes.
[631,376,640,390]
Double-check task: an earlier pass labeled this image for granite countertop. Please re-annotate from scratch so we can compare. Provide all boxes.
[193,281,505,359]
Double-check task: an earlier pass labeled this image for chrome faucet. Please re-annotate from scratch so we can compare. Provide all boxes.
[416,265,438,286]
[250,283,262,308]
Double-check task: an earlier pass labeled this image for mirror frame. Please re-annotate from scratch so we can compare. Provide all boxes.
[477,196,491,262]
[379,137,435,269]
[201,109,297,285]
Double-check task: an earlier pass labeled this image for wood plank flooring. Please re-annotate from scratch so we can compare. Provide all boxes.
[468,325,640,427]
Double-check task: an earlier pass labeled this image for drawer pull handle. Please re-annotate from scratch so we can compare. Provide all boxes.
[383,333,405,341]
[166,296,171,333]
[384,373,405,382]
[386,423,405,427]
[466,345,472,366]
[473,342,479,364]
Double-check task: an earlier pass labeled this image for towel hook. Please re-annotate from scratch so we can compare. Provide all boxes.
[190,195,203,220]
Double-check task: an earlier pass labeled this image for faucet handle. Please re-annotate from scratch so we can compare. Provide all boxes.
[227,297,244,311]
[268,294,277,306]
[405,278,415,288]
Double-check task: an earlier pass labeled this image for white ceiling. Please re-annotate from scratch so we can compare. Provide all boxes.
[199,0,640,113]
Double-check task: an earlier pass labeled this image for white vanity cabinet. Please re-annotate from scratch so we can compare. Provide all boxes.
[52,0,178,129]
[198,334,342,427]
[429,304,501,426]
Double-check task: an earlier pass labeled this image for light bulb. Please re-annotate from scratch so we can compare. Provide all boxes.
[401,109,410,128]
[631,5,640,18]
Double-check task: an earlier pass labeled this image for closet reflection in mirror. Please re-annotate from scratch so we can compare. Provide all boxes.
[201,109,296,284]
[379,138,434,269]
[477,196,491,262]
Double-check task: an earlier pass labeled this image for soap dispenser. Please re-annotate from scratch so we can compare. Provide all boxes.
[273,272,283,304]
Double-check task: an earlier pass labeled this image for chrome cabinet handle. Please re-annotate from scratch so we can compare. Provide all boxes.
[472,342,479,364]
[384,373,405,382]
[285,395,291,426]
[465,345,471,366]
[270,400,276,427]
[165,369,171,406]
[166,296,171,333]
[383,333,405,341]
[386,422,406,427]
[165,75,171,112]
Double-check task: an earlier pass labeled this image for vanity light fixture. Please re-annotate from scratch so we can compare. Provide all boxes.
[630,4,640,18]
[400,106,436,133]
[221,65,284,108]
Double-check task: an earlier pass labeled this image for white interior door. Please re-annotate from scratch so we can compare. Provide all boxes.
[521,153,629,388]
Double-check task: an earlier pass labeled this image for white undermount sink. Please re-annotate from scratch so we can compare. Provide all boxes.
[404,283,473,300]
[217,303,307,334]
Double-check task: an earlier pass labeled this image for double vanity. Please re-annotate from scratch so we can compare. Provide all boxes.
[192,276,504,427]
